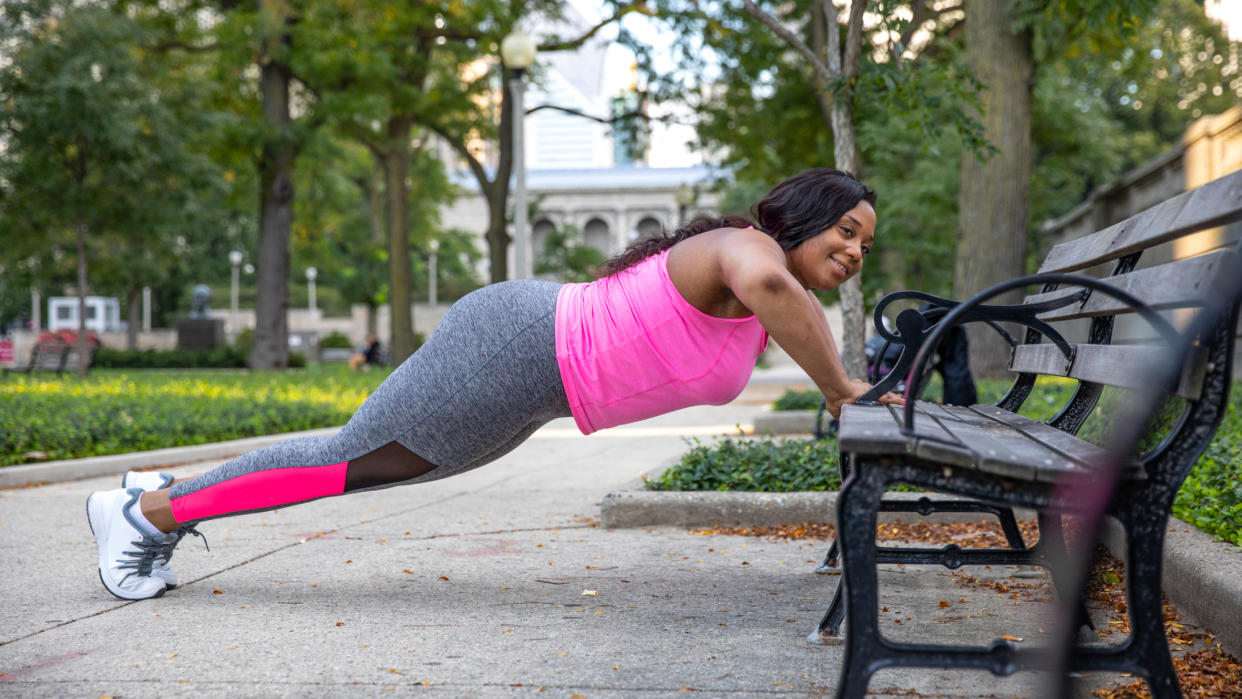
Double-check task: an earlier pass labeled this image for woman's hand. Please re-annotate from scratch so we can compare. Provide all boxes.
[824,378,905,420]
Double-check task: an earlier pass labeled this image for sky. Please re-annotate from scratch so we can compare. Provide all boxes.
[562,0,704,168]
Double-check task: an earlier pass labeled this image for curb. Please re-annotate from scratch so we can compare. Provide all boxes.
[0,427,341,489]
[602,486,1242,659]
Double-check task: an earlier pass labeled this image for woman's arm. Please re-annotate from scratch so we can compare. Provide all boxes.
[716,231,899,418]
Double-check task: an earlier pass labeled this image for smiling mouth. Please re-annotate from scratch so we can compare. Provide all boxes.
[830,258,849,276]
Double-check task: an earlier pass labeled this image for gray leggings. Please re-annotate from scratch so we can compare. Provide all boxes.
[168,280,570,520]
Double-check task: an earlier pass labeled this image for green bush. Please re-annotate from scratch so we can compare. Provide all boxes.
[647,435,841,492]
[94,346,248,369]
[771,389,823,411]
[319,331,353,349]
[0,366,388,465]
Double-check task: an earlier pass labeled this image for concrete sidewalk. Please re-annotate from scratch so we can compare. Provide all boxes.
[0,369,1231,697]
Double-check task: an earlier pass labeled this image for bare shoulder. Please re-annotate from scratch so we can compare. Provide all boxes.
[673,227,783,264]
[666,228,787,318]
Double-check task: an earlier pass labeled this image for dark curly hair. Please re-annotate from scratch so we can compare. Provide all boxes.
[596,168,876,277]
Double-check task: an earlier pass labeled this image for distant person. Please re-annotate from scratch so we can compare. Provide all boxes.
[86,168,903,600]
[348,334,382,371]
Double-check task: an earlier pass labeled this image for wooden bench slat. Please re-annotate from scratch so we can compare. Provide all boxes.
[927,406,1080,482]
[839,402,974,468]
[965,404,1142,481]
[1024,250,1227,321]
[840,402,1087,481]
[1009,343,1202,399]
[1038,169,1242,273]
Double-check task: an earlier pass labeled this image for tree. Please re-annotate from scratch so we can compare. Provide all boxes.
[649,0,985,378]
[741,0,870,378]
[424,3,652,288]
[0,3,223,373]
[954,0,1034,377]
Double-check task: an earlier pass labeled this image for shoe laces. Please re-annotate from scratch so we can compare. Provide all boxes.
[116,533,174,585]
[158,525,209,564]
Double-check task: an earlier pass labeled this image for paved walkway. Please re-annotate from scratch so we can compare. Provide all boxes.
[0,368,1222,698]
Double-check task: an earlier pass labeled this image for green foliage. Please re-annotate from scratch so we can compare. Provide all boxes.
[771,389,824,411]
[0,365,385,465]
[534,223,607,283]
[94,346,248,369]
[318,331,354,349]
[647,435,841,492]
[1175,395,1242,546]
[0,1,229,328]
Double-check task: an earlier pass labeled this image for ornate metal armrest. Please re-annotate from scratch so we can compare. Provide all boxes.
[856,288,1088,405]
[900,273,1182,435]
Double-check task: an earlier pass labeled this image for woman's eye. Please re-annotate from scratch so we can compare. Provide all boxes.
[862,246,871,256]
[841,227,854,237]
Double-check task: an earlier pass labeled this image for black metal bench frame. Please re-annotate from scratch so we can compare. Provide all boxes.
[818,169,1242,698]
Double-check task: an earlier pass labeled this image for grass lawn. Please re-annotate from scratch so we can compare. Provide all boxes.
[1,364,391,466]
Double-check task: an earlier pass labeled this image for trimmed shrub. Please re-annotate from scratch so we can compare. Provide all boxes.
[320,331,353,349]
[647,436,841,492]
[94,346,248,369]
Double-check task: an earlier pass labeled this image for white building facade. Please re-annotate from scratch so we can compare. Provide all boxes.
[441,165,722,277]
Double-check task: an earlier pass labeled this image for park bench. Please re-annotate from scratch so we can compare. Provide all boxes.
[1,340,93,376]
[816,168,1242,698]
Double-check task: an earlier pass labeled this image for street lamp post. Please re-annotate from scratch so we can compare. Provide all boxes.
[428,239,439,306]
[675,183,696,224]
[229,250,243,340]
[305,266,318,334]
[501,30,537,280]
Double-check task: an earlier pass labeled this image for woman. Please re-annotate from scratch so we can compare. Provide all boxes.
[86,168,902,600]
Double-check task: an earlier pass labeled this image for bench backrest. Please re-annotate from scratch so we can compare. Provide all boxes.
[1000,168,1242,484]
[31,342,70,371]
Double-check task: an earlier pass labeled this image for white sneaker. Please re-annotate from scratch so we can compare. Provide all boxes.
[86,488,174,600]
[119,471,179,588]
[122,470,174,492]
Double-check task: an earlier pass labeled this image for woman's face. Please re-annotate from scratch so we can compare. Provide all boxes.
[785,200,876,291]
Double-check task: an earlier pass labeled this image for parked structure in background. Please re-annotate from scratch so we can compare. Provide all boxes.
[47,297,124,334]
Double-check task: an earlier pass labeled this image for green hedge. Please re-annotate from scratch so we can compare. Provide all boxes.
[0,366,385,465]
[647,435,841,492]
[93,346,306,369]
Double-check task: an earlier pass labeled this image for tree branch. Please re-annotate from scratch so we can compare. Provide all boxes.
[895,0,963,64]
[842,0,865,80]
[425,120,493,197]
[537,2,654,52]
[525,104,640,123]
[146,40,220,54]
[743,0,835,86]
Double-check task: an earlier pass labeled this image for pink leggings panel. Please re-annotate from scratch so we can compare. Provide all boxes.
[170,462,349,523]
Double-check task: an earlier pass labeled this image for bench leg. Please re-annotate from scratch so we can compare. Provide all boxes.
[1033,513,1095,632]
[1123,506,1181,699]
[834,461,890,699]
[808,575,847,643]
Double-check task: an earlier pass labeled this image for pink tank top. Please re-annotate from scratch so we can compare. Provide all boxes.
[555,248,769,435]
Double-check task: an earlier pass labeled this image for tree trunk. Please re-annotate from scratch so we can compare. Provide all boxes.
[385,114,417,365]
[250,7,294,370]
[74,215,90,378]
[828,0,869,380]
[484,187,510,285]
[955,0,1033,378]
[485,71,517,284]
